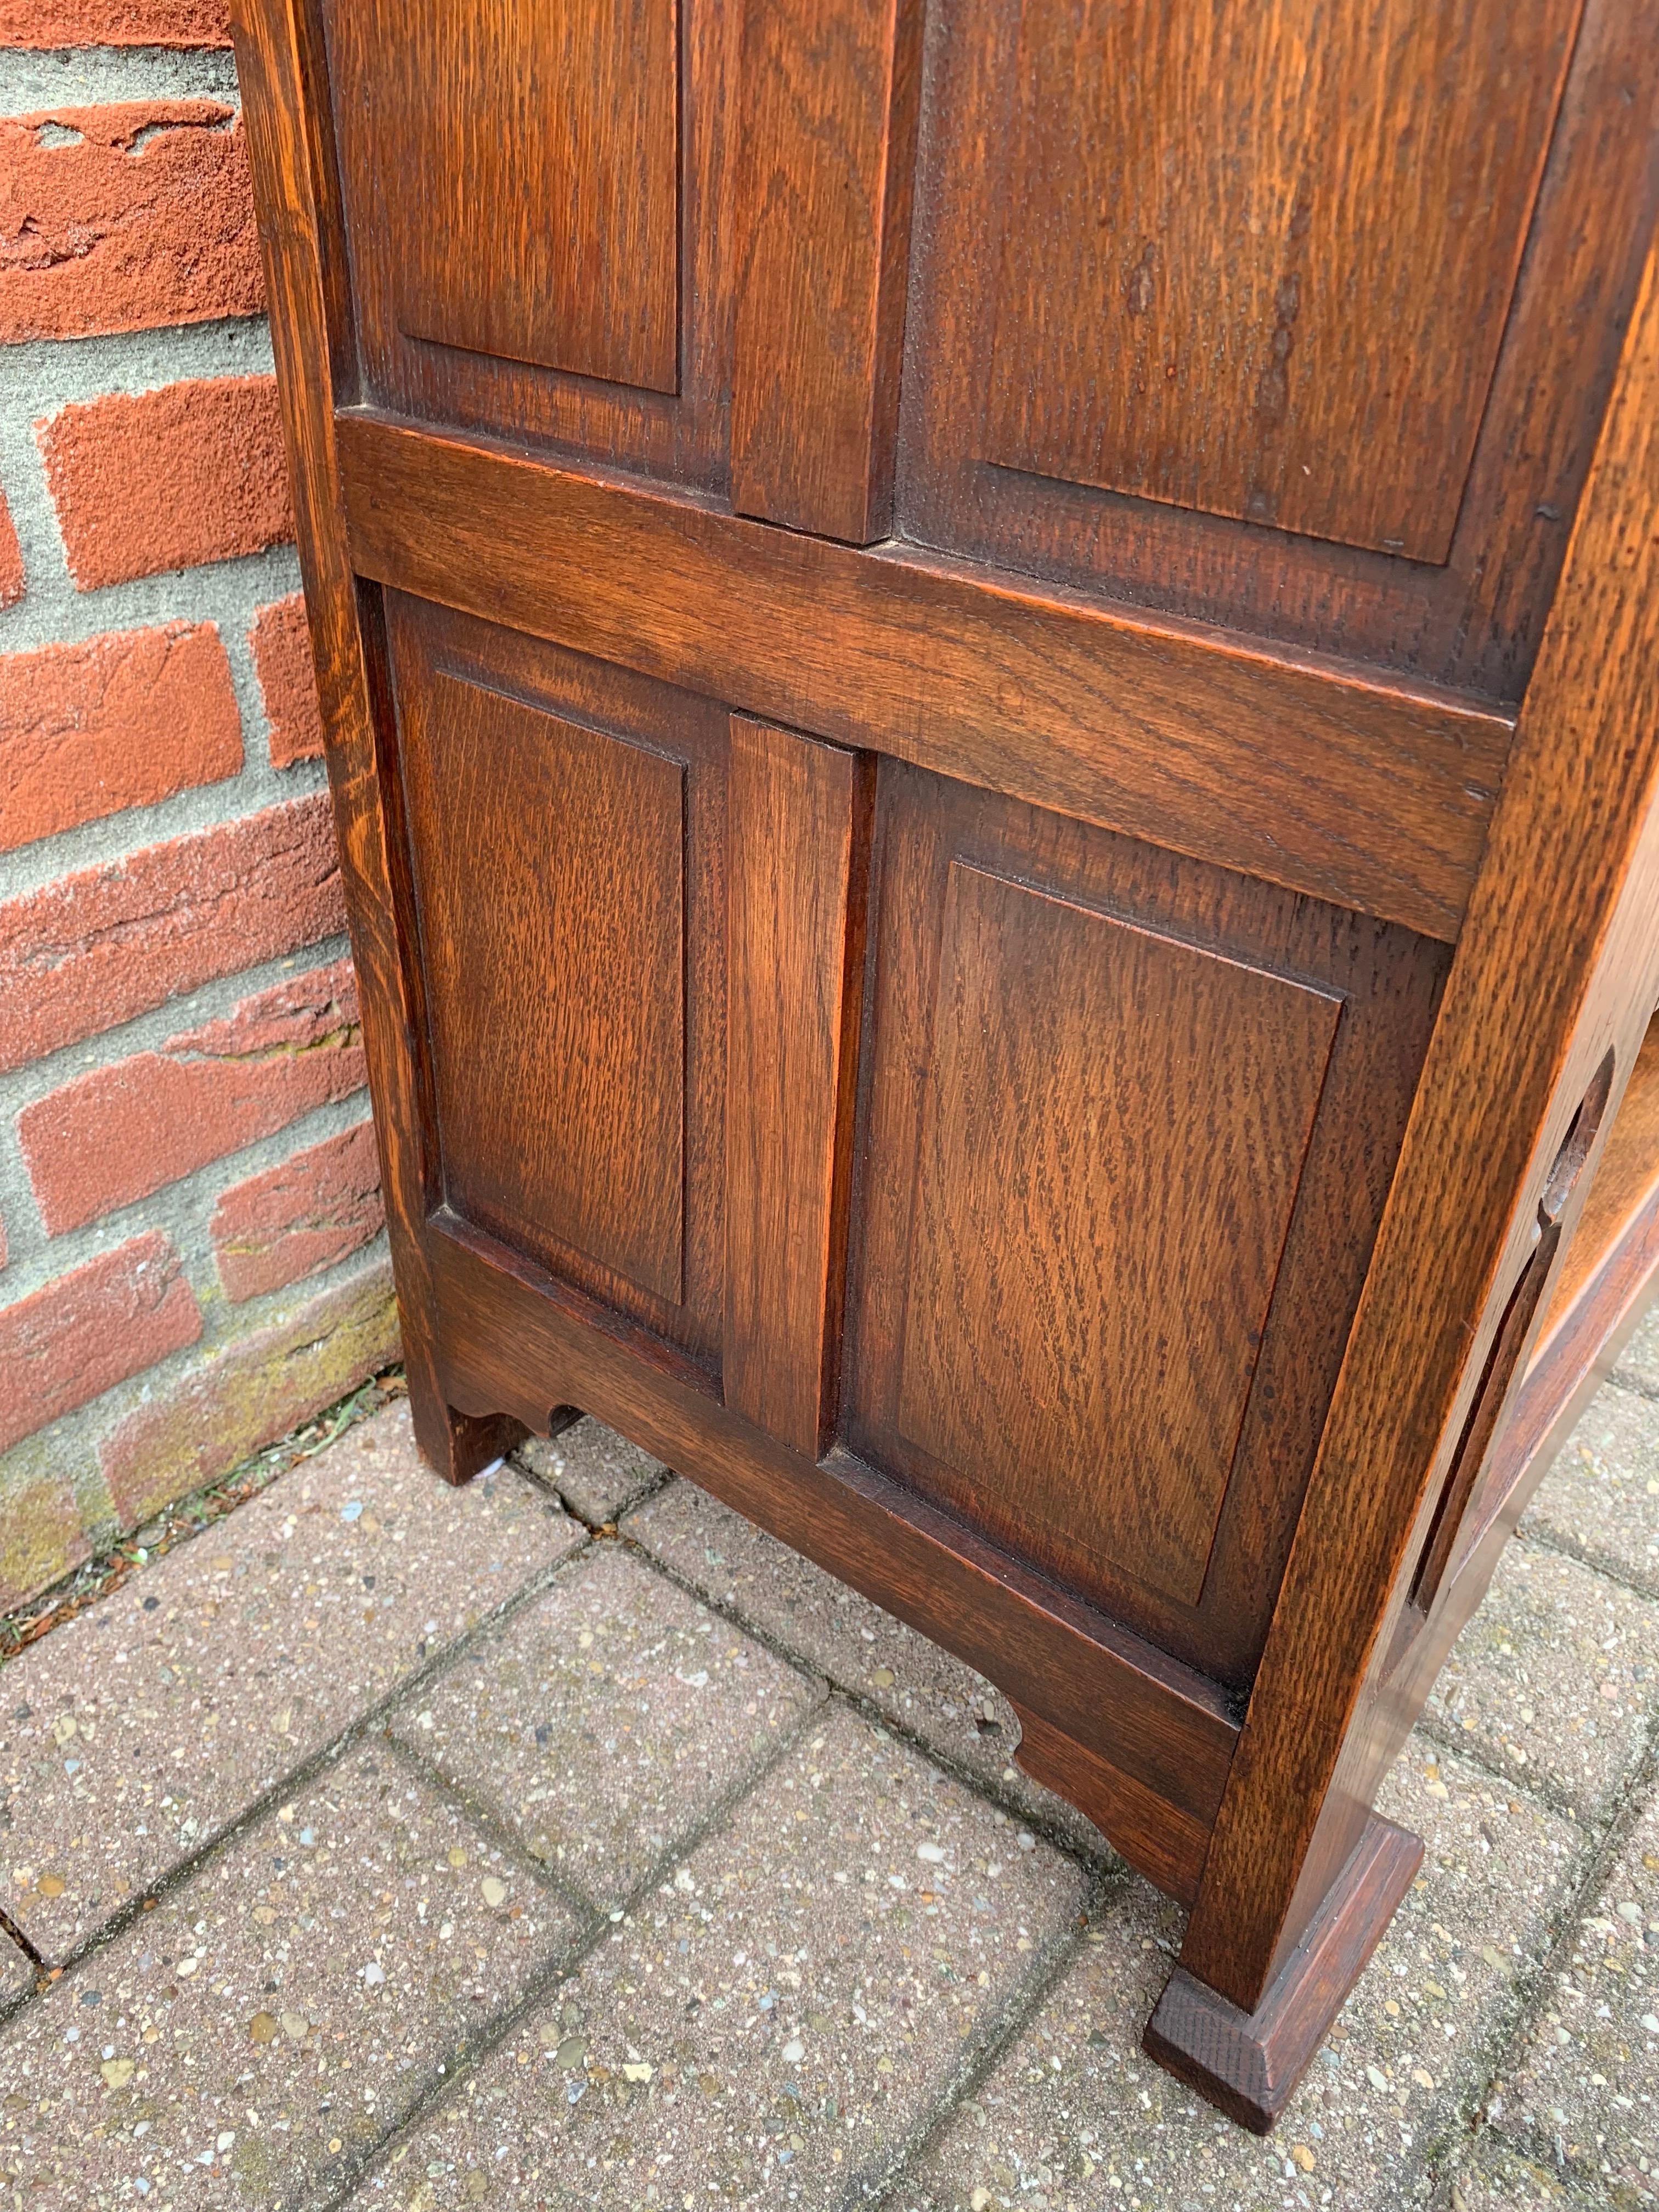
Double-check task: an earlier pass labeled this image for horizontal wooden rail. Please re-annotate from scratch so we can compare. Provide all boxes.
[337,408,1514,942]
[423,1203,1240,1901]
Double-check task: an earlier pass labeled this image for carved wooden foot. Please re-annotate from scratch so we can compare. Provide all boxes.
[1143,1814,1423,2131]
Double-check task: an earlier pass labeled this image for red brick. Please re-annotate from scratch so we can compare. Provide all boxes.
[0,103,262,343]
[0,1232,201,1457]
[252,591,325,767]
[38,374,292,591]
[0,490,21,607]
[0,621,241,855]
[0,1470,88,1611]
[0,793,346,1075]
[19,960,363,1235]
[0,0,229,45]
[100,1256,398,1525]
[212,1118,382,1301]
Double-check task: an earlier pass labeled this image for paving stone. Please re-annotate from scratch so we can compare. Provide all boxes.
[518,1419,667,1527]
[0,1740,580,2211]
[896,1742,1580,2212]
[387,1544,822,1914]
[1425,1539,1659,1819]
[344,1702,1089,2211]
[1446,2137,1599,2209]
[624,1479,1113,1859]
[1498,1785,1659,2205]
[0,1931,35,2008]
[1527,1383,1659,1596]
[1615,1306,1659,1400]
[0,1402,582,1965]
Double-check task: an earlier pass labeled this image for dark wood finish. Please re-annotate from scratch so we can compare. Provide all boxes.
[902,0,1659,702]
[845,763,1446,1684]
[331,0,678,393]
[724,718,870,1455]
[423,1206,1238,1904]
[985,0,1577,562]
[236,0,1659,2134]
[1144,1815,1424,2131]
[338,409,1512,943]
[321,0,741,488]
[731,0,920,541]
[229,0,523,1482]
[395,642,688,1305]
[892,859,1340,1612]
[1181,239,1659,2021]
[383,594,731,1368]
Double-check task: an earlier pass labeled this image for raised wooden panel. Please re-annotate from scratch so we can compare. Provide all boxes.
[844,763,1449,1683]
[333,0,678,392]
[895,861,1340,1609]
[900,0,1659,699]
[731,0,921,541]
[387,600,701,1316]
[325,0,695,451]
[984,0,1578,561]
[724,719,869,1454]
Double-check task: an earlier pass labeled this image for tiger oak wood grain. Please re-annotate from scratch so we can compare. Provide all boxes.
[323,0,740,490]
[986,0,1578,561]
[337,408,1512,943]
[387,594,732,1368]
[894,859,1341,1611]
[330,0,678,393]
[902,0,1659,699]
[395,638,688,1305]
[731,0,921,540]
[844,762,1446,1686]
[724,719,870,1455]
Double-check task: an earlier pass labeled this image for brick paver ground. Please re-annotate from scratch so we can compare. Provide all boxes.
[0,1333,1656,2209]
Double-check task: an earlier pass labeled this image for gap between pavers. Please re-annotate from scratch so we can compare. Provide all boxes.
[516,1421,669,1531]
[623,1477,1115,1864]
[0,1400,584,1967]
[894,1742,1583,2212]
[340,1702,1092,2212]
[1487,1765,1659,2205]
[1,1372,1654,2204]
[0,1739,584,2211]
[1420,1537,1659,1826]
[383,1543,826,1915]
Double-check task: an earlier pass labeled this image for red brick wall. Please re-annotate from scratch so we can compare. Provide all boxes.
[0,12,395,1607]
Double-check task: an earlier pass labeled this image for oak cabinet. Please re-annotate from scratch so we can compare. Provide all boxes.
[235,0,1659,2129]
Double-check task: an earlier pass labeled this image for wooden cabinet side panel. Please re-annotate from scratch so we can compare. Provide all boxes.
[396,660,687,1304]
[900,0,1659,699]
[326,0,679,393]
[382,597,731,1365]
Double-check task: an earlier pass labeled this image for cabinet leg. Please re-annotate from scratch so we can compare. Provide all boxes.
[1143,1814,1422,2131]
[408,1384,528,1487]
